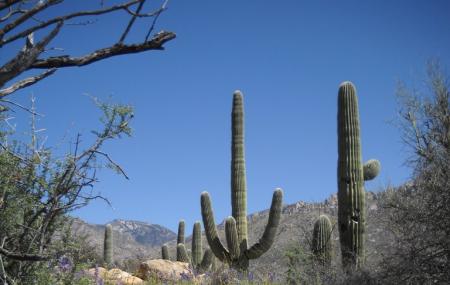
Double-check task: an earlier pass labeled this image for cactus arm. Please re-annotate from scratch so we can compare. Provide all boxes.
[231,91,249,253]
[103,224,113,265]
[176,243,190,263]
[363,159,381,181]
[192,221,202,267]
[225,216,240,260]
[245,189,283,259]
[199,249,213,272]
[201,191,230,262]
[161,244,169,260]
[177,220,185,245]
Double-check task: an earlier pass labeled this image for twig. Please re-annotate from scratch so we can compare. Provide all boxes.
[30,31,175,69]
[0,98,44,116]
[144,0,169,41]
[93,150,129,179]
[0,69,57,97]
[119,0,145,43]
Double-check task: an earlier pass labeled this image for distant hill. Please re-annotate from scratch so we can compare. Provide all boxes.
[71,218,176,261]
[72,192,387,277]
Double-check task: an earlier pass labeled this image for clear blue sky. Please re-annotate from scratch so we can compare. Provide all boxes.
[4,0,450,232]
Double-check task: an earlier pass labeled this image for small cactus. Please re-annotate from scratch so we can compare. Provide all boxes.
[177,243,190,263]
[312,215,332,265]
[176,220,186,262]
[103,224,113,266]
[191,221,213,272]
[161,244,169,260]
[191,221,202,266]
[337,82,380,268]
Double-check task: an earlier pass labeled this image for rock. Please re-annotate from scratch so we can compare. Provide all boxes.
[84,266,107,278]
[136,259,196,282]
[84,267,144,285]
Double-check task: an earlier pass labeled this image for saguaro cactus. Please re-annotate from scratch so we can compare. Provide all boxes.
[191,221,213,272]
[176,220,187,262]
[191,221,202,267]
[337,82,380,268]
[161,244,169,260]
[312,215,332,265]
[103,224,113,266]
[201,91,283,271]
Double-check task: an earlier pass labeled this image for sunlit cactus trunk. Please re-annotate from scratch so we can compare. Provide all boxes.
[176,220,186,262]
[337,82,380,269]
[161,244,169,260]
[192,221,202,267]
[312,215,332,265]
[200,91,283,271]
[191,221,213,272]
[231,92,248,255]
[103,224,113,266]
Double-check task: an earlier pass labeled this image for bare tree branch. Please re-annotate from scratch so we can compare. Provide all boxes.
[119,0,144,43]
[0,247,48,261]
[0,68,56,97]
[0,21,63,88]
[0,0,23,12]
[31,30,175,69]
[0,0,142,46]
[0,6,26,22]
[0,0,62,39]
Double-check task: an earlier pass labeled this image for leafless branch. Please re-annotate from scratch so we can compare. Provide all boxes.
[0,68,56,97]
[119,0,144,43]
[1,0,142,46]
[0,21,63,88]
[0,247,48,261]
[0,0,62,39]
[31,31,174,69]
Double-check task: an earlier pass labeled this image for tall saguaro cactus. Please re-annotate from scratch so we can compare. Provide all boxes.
[201,90,283,271]
[337,82,380,268]
[312,215,332,265]
[103,224,113,266]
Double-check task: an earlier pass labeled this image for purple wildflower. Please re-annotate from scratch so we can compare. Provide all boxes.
[58,256,72,273]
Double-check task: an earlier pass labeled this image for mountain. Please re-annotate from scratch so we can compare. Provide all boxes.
[71,192,387,277]
[71,218,176,261]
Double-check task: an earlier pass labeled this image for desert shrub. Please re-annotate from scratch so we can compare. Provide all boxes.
[373,62,450,284]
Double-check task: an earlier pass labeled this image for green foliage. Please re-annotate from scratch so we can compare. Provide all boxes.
[200,91,283,271]
[0,98,133,282]
[372,62,450,284]
[337,82,380,269]
[285,243,338,285]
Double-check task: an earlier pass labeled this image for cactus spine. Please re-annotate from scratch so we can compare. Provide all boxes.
[312,215,332,265]
[103,224,113,266]
[337,82,380,268]
[201,91,283,271]
[161,244,169,260]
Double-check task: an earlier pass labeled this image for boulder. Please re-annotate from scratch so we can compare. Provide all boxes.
[136,259,196,282]
[84,267,144,285]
